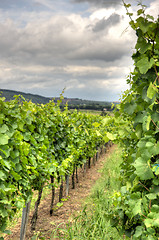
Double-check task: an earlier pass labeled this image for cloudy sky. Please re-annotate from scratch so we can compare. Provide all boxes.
[0,0,158,101]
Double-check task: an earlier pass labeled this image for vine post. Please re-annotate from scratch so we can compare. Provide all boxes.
[20,201,31,240]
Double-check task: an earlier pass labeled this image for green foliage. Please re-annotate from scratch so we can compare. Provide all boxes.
[104,1,159,238]
[0,95,108,237]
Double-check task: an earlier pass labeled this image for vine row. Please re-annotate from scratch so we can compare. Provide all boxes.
[0,95,110,239]
[104,2,159,239]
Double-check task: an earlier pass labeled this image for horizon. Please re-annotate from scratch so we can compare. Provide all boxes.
[1,88,121,102]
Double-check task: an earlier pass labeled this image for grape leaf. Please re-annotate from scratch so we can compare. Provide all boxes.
[147,82,157,99]
[133,157,154,180]
[136,57,154,74]
[0,134,9,145]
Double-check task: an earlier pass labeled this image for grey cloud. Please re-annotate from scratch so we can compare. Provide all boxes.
[0,15,131,67]
[0,10,133,101]
[69,40,130,63]
[71,0,153,8]
[64,79,124,101]
[71,0,122,8]
[92,13,120,32]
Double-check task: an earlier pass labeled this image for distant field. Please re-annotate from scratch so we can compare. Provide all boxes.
[76,109,102,115]
[70,109,114,116]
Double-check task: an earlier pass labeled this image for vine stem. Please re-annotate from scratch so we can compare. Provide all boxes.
[154,65,159,84]
[149,200,152,211]
[138,181,150,192]
[151,118,159,130]
[31,187,43,231]
[153,75,158,86]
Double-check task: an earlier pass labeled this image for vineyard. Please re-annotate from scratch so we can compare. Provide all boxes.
[1,1,159,240]
[0,93,111,239]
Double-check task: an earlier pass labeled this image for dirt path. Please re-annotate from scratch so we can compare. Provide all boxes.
[5,144,116,240]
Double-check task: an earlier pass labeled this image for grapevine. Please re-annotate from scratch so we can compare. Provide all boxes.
[0,94,109,238]
[104,1,159,238]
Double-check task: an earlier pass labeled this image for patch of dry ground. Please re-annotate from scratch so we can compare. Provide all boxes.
[5,144,116,240]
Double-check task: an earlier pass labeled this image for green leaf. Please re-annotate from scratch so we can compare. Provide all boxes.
[10,170,21,181]
[2,160,11,170]
[142,115,152,132]
[96,130,101,137]
[102,117,113,125]
[126,12,133,17]
[146,15,154,20]
[135,124,142,139]
[145,142,154,148]
[145,210,159,228]
[124,3,131,8]
[0,171,7,180]
[0,113,5,124]
[146,193,157,200]
[0,146,10,157]
[106,132,117,141]
[18,122,24,131]
[144,218,153,228]
[0,134,9,145]
[56,202,63,208]
[124,102,137,115]
[118,129,127,138]
[128,192,142,216]
[136,37,152,54]
[10,149,20,159]
[134,226,144,237]
[0,125,9,134]
[135,111,147,123]
[147,82,158,99]
[147,227,156,235]
[146,115,151,131]
[23,132,31,141]
[136,57,155,74]
[103,135,109,143]
[137,9,144,16]
[92,122,100,128]
[0,208,8,218]
[129,20,137,30]
[15,163,22,172]
[152,178,159,185]
[133,157,154,180]
[137,17,155,33]
[154,142,159,155]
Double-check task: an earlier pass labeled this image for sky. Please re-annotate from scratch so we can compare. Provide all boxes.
[0,0,158,101]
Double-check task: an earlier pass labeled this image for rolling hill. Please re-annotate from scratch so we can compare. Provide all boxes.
[0,89,116,111]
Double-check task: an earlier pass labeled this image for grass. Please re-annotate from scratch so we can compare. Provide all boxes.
[51,145,123,240]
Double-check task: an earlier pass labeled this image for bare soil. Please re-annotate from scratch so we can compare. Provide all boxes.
[5,144,116,240]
